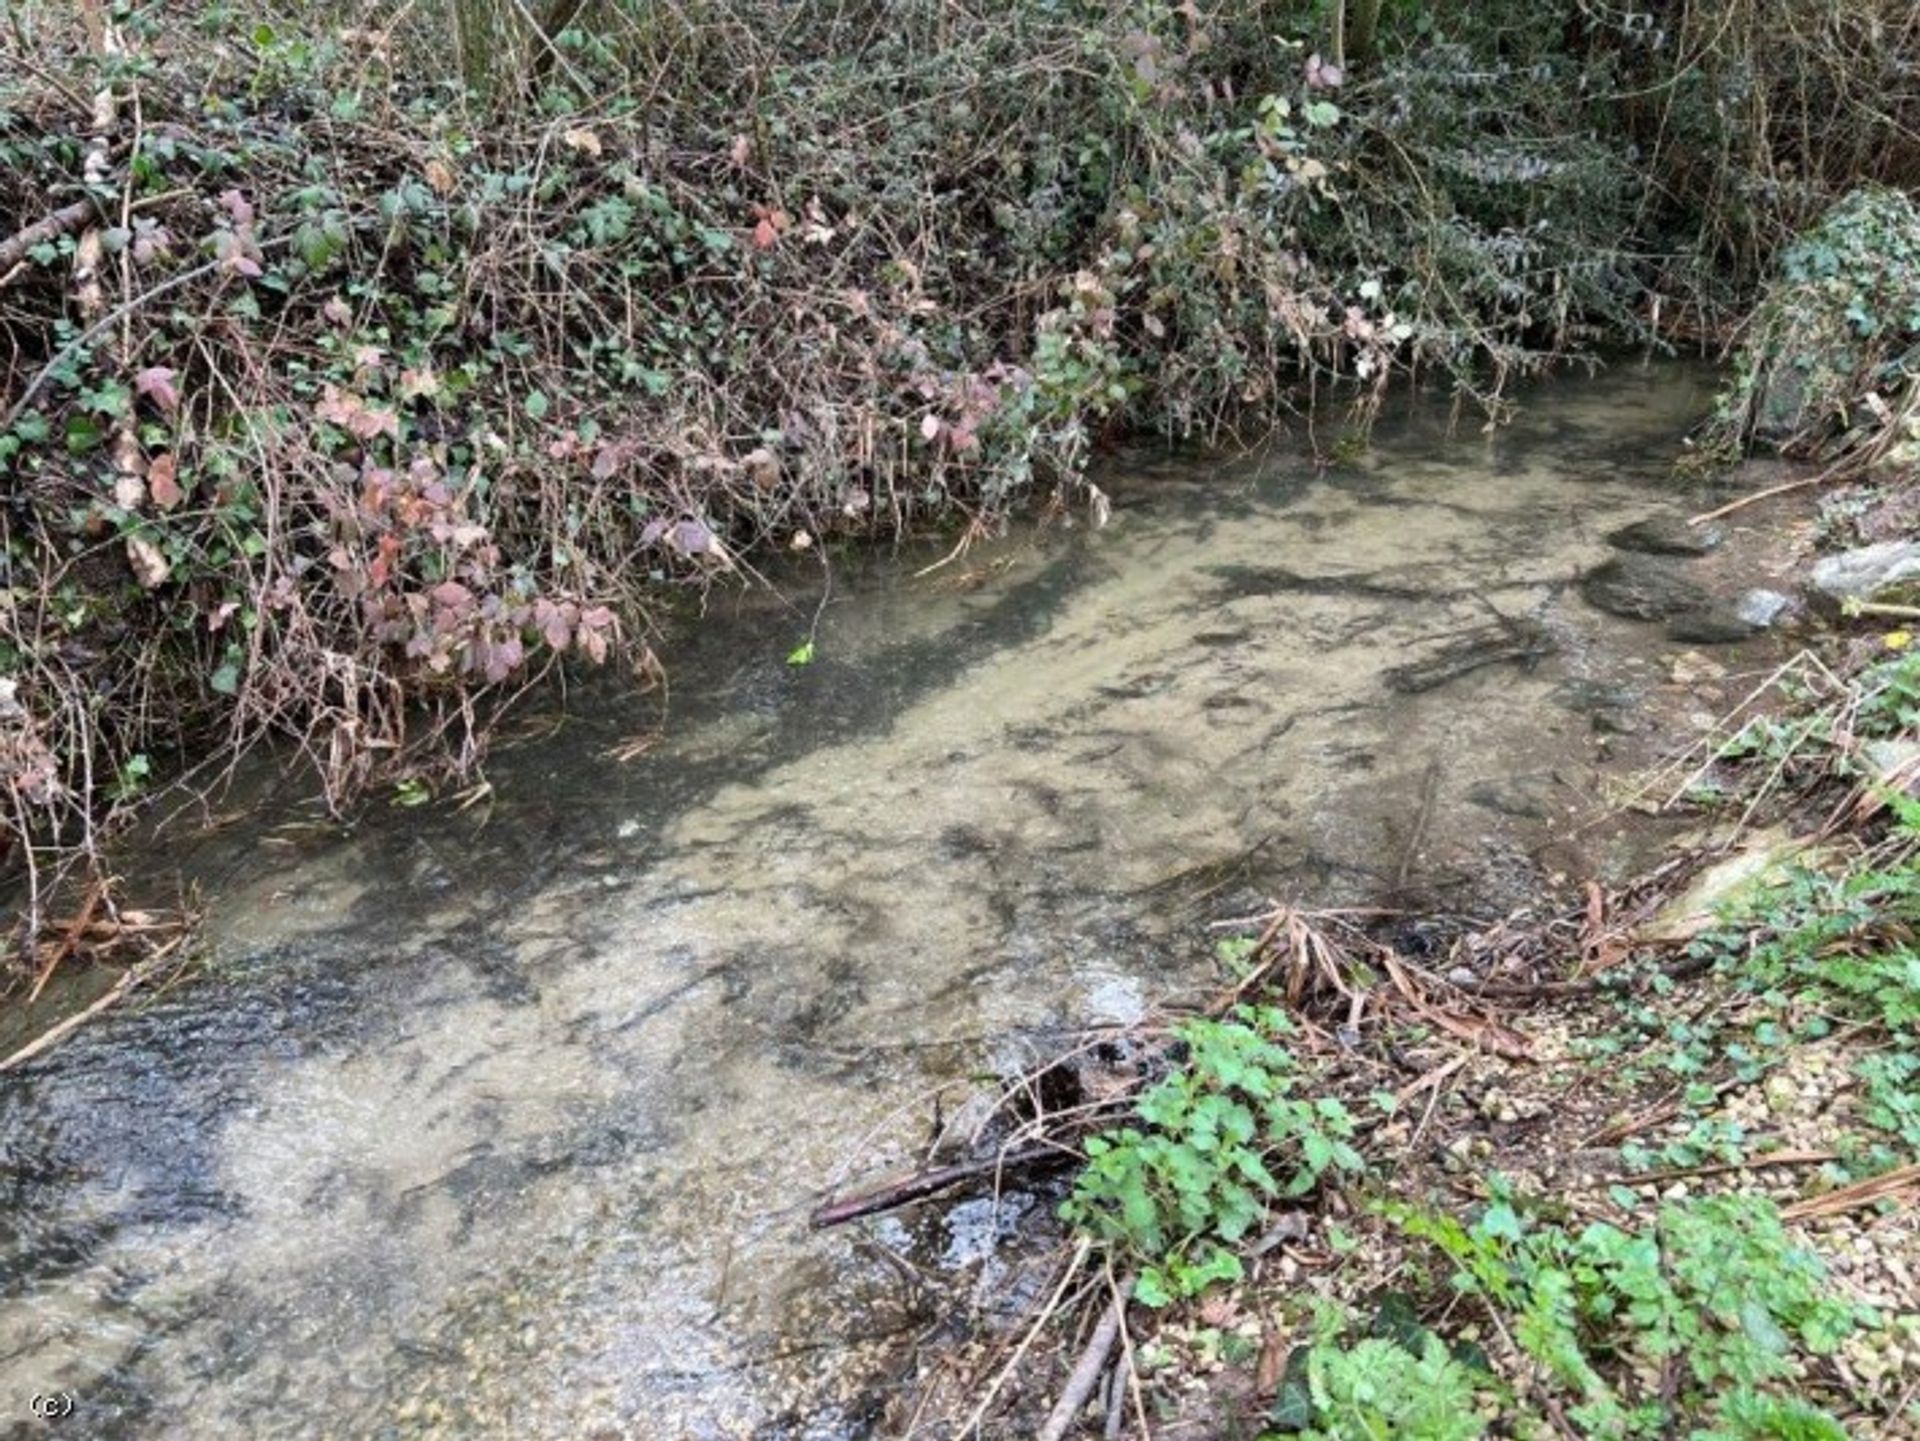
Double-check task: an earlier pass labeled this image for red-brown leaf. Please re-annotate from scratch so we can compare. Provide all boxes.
[148,453,184,510]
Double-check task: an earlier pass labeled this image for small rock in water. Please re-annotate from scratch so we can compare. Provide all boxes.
[1607,515,1724,556]
[1466,775,1556,819]
[1735,588,1793,628]
[1809,540,1920,608]
[1665,607,1756,645]
[1551,678,1640,734]
[1669,650,1727,685]
[1581,554,1709,621]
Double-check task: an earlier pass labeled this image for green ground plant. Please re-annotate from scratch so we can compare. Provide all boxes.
[1389,1188,1865,1438]
[1264,1296,1496,1441]
[1060,1007,1363,1306]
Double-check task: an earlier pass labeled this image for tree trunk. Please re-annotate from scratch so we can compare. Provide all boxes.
[1347,0,1385,66]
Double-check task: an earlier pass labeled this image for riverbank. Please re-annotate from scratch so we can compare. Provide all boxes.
[880,463,1920,1438]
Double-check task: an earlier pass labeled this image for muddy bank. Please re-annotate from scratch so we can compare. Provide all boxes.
[0,363,1815,1439]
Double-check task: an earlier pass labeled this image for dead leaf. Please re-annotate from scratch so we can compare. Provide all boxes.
[424,158,457,196]
[561,126,603,157]
[729,134,752,167]
[752,216,780,250]
[126,534,170,588]
[398,366,440,401]
[314,385,401,443]
[1254,1331,1290,1394]
[1197,1293,1240,1328]
[149,454,184,510]
[741,446,780,488]
[134,366,180,414]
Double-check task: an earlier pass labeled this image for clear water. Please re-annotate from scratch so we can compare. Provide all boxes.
[0,363,1796,1439]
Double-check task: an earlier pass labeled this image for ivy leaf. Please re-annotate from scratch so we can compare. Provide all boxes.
[524,390,550,420]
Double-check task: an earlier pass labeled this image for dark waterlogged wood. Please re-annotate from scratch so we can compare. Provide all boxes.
[811,1142,1077,1228]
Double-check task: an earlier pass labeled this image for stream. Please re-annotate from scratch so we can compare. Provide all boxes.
[0,363,1804,1439]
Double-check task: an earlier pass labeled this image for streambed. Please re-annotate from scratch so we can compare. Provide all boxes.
[0,364,1805,1439]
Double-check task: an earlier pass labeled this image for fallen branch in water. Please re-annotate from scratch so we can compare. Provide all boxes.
[811,1140,1079,1227]
[0,938,188,1072]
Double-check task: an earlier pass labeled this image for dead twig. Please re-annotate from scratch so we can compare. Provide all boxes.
[1038,1271,1137,1441]
[1781,1162,1920,1221]
[0,198,99,279]
[0,935,186,1072]
[811,1141,1079,1228]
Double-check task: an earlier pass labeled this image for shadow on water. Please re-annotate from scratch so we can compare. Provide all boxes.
[1,361,1799,1439]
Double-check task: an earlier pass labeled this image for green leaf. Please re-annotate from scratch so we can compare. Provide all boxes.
[524,390,550,420]
[786,639,816,666]
[1479,1202,1525,1243]
[1134,1268,1173,1308]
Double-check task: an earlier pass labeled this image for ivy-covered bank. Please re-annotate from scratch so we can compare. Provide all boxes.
[1,2,1916,952]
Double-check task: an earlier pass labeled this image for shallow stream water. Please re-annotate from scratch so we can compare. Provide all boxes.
[0,364,1805,1438]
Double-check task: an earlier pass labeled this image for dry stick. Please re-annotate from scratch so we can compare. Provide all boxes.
[0,199,100,279]
[1688,470,1835,525]
[1392,756,1443,892]
[1,957,148,1072]
[810,1142,1076,1228]
[1038,1272,1137,1441]
[1782,1161,1920,1221]
[25,877,105,1007]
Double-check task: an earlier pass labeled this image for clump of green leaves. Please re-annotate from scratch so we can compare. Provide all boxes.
[1061,1007,1363,1306]
[1392,1188,1864,1437]
[1266,1297,1494,1441]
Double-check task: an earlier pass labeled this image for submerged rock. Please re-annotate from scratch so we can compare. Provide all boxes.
[1608,515,1724,556]
[1809,541,1920,609]
[1581,554,1709,621]
[1666,607,1757,645]
[1551,678,1641,734]
[1466,775,1558,819]
[1736,588,1794,628]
